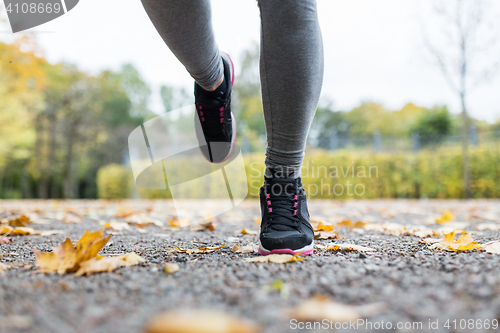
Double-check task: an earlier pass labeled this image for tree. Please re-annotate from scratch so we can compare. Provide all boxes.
[421,0,500,198]
[411,106,452,145]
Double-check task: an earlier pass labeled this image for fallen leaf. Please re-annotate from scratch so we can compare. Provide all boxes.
[313,222,335,232]
[189,221,215,232]
[62,214,81,223]
[285,295,360,322]
[245,254,305,263]
[74,252,145,276]
[0,236,13,245]
[2,215,31,227]
[480,240,500,254]
[430,231,481,252]
[314,231,340,240]
[254,218,261,226]
[170,243,225,255]
[144,310,259,333]
[127,214,164,227]
[34,229,111,274]
[168,217,190,228]
[101,220,130,231]
[436,210,454,224]
[114,206,136,218]
[335,220,370,229]
[240,229,258,235]
[164,263,180,274]
[317,243,376,252]
[232,242,258,253]
[0,226,62,236]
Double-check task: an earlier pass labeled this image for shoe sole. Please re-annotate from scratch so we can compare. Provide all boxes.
[196,52,236,164]
[258,242,314,256]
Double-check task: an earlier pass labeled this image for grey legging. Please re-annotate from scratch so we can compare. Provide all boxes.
[141,0,324,177]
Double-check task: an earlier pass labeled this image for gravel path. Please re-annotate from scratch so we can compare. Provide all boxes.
[1,199,500,333]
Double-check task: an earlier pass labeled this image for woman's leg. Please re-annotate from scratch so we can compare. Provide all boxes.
[140,0,222,90]
[258,0,324,178]
[141,0,236,163]
[257,0,323,255]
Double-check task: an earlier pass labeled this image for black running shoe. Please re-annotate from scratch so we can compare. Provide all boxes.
[194,52,236,163]
[258,175,314,255]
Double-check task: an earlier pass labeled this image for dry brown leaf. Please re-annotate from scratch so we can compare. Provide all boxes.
[285,295,360,322]
[74,252,145,276]
[100,220,130,231]
[114,206,136,218]
[0,236,13,245]
[189,221,215,232]
[3,215,31,227]
[245,254,305,264]
[164,263,180,274]
[34,229,111,274]
[481,240,500,254]
[168,217,190,228]
[436,210,454,224]
[240,229,258,235]
[317,243,376,252]
[314,231,340,240]
[170,243,225,255]
[127,214,164,228]
[430,231,481,252]
[232,242,258,253]
[144,310,259,333]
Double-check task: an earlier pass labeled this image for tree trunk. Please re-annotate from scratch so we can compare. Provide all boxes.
[460,91,471,198]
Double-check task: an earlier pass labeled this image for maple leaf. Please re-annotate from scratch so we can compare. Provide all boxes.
[170,243,225,254]
[0,236,13,245]
[316,243,376,252]
[245,254,305,264]
[436,210,454,224]
[3,215,31,227]
[232,242,258,253]
[240,229,258,235]
[144,310,259,333]
[34,229,111,274]
[74,252,145,276]
[430,231,482,252]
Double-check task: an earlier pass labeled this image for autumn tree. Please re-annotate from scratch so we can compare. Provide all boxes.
[421,0,500,198]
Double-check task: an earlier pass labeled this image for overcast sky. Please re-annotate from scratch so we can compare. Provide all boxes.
[1,0,500,122]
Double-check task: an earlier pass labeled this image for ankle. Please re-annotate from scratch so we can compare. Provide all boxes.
[202,75,224,92]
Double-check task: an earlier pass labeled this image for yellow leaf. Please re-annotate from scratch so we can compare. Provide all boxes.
[245,254,305,264]
[101,221,130,231]
[232,242,258,253]
[145,310,259,333]
[170,243,225,255]
[317,243,376,252]
[285,295,360,322]
[6,215,31,227]
[34,229,111,274]
[240,229,258,235]
[254,218,261,226]
[74,252,145,276]
[431,231,482,252]
[436,210,454,224]
[313,222,335,232]
[164,263,180,274]
[168,217,190,228]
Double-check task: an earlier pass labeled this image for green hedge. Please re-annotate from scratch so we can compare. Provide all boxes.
[96,164,132,199]
[106,146,500,199]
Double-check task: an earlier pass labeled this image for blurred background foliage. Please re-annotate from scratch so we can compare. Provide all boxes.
[1,38,499,200]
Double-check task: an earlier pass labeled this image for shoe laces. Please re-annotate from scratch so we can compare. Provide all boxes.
[264,178,301,231]
[196,93,228,135]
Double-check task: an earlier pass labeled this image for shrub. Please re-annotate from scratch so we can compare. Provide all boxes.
[96,164,132,199]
